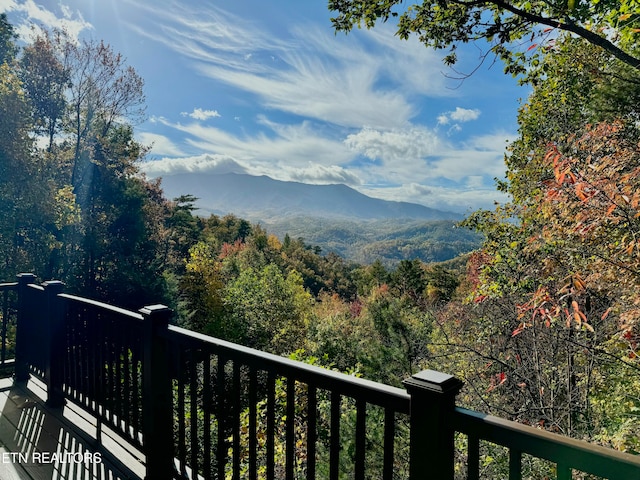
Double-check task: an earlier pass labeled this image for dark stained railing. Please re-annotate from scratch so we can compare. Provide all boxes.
[6,274,640,480]
[163,324,412,479]
[61,292,145,449]
[453,408,640,480]
[0,280,18,368]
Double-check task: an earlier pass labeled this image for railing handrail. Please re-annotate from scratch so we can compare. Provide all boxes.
[165,324,411,413]
[453,406,640,478]
[0,282,18,290]
[59,293,144,322]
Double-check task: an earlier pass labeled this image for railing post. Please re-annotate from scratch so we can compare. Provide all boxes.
[403,369,464,480]
[15,273,37,382]
[140,304,174,480]
[43,281,65,407]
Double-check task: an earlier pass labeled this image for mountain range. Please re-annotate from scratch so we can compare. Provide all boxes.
[157,173,480,265]
[157,173,461,222]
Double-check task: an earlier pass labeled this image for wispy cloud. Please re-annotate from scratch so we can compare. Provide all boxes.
[126,3,450,129]
[137,132,187,157]
[149,116,353,168]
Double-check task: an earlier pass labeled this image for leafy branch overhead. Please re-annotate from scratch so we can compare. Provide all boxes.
[329,0,640,74]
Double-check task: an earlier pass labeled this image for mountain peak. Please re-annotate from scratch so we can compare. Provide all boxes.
[158,172,461,221]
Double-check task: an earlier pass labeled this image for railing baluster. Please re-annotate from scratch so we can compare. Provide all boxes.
[286,377,295,480]
[557,462,571,480]
[177,350,187,477]
[1,288,8,363]
[86,304,95,407]
[383,408,395,480]
[467,434,480,480]
[307,384,317,480]
[266,372,276,480]
[330,391,341,480]
[131,335,141,439]
[203,354,211,480]
[115,318,124,426]
[232,362,241,480]
[190,349,199,476]
[216,355,227,480]
[509,448,522,480]
[355,398,366,480]
[95,307,104,415]
[105,311,114,420]
[249,368,257,480]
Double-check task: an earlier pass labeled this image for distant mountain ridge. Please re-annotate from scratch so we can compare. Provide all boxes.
[158,172,461,221]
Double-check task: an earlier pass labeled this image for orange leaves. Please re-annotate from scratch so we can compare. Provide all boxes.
[513,279,597,334]
[512,323,526,337]
[571,300,594,332]
[487,371,507,392]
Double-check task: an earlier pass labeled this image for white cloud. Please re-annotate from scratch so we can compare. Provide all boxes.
[425,132,512,181]
[140,153,363,189]
[181,108,221,121]
[438,107,481,125]
[287,164,362,186]
[345,127,441,164]
[141,154,247,176]
[357,183,508,213]
[1,0,92,42]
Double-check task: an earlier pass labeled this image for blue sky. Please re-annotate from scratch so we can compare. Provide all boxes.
[1,0,526,213]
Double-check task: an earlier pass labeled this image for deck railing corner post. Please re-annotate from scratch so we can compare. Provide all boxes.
[43,280,66,407]
[15,273,37,382]
[403,369,464,480]
[140,304,174,480]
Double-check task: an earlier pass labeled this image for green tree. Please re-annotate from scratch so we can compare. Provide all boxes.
[329,0,640,74]
[0,63,62,278]
[0,13,17,65]
[223,264,313,354]
[19,31,69,151]
[179,241,226,334]
[164,194,203,273]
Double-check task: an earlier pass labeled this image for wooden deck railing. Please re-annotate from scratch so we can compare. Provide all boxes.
[3,274,640,479]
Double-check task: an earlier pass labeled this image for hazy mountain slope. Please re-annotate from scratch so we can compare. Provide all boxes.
[158,173,461,221]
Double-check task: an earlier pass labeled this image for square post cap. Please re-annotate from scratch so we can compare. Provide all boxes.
[403,369,464,395]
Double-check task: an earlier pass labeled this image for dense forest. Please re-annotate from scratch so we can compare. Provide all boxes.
[262,217,482,267]
[0,7,639,474]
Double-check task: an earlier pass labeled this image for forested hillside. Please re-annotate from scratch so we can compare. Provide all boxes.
[263,217,481,266]
[1,7,639,477]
